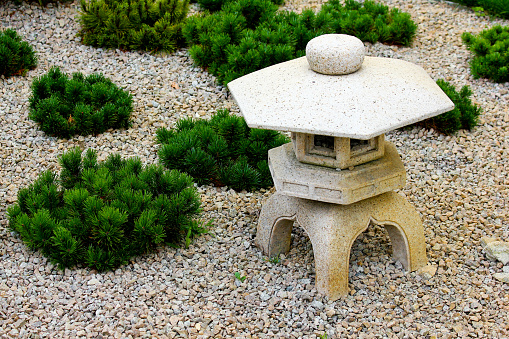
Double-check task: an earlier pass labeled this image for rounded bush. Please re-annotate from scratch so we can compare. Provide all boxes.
[29,67,133,138]
[183,0,418,85]
[7,148,202,271]
[462,26,509,83]
[447,0,509,18]
[157,109,289,191]
[78,0,189,53]
[418,79,482,134]
[0,29,37,77]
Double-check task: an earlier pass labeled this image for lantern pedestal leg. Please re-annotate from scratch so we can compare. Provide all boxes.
[256,191,427,300]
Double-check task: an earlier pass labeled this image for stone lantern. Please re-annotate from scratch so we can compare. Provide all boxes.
[228,34,454,300]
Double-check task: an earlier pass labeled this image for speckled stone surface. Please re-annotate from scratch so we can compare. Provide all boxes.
[256,191,427,300]
[306,34,365,75]
[269,142,406,204]
[2,0,509,336]
[292,133,386,169]
[228,56,455,139]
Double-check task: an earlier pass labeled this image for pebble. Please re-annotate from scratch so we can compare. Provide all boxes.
[0,0,509,337]
[483,240,509,265]
[493,273,509,284]
[418,264,438,279]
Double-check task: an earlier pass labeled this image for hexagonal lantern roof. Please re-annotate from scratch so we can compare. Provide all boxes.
[227,35,454,140]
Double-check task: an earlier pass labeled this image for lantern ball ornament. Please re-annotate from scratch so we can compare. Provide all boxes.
[306,34,365,75]
[228,34,454,300]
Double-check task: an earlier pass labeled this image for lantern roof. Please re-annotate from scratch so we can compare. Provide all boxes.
[228,35,454,140]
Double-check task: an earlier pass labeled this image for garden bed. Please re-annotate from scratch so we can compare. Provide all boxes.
[0,0,508,337]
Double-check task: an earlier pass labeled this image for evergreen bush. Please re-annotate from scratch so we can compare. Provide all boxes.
[479,0,509,17]
[418,79,481,134]
[157,109,289,191]
[0,29,37,77]
[183,0,417,85]
[448,0,509,18]
[196,0,283,12]
[29,67,133,138]
[78,0,189,53]
[7,148,202,271]
[462,25,509,83]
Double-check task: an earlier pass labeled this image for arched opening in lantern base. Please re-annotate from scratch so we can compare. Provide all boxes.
[255,191,427,300]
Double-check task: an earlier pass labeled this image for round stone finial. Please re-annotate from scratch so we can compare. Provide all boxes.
[306,34,365,75]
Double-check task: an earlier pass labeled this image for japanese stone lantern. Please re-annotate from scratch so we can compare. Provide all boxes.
[228,34,454,300]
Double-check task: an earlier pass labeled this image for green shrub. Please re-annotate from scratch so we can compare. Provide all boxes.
[462,25,509,83]
[78,0,189,53]
[451,0,479,6]
[321,0,417,46]
[29,67,133,138]
[183,0,417,85]
[196,0,283,12]
[418,79,481,134]
[7,148,202,271]
[157,109,289,191]
[448,0,509,18]
[0,29,37,77]
[479,0,509,17]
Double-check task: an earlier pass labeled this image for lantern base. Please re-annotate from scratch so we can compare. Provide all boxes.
[255,191,427,300]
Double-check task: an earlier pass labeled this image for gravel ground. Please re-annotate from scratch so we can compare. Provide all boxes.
[1,0,509,337]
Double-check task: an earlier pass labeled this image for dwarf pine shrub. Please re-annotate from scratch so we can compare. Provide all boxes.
[462,26,509,83]
[0,29,37,77]
[418,79,481,134]
[7,148,202,271]
[183,0,417,85]
[29,67,132,138]
[479,0,509,17]
[448,0,509,18]
[78,0,189,53]
[321,0,417,46]
[196,0,283,12]
[157,109,289,191]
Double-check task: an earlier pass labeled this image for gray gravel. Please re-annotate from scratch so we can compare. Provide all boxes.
[1,0,509,337]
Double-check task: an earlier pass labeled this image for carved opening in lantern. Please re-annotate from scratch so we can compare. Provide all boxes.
[292,132,385,169]
[311,135,336,158]
[350,138,378,156]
